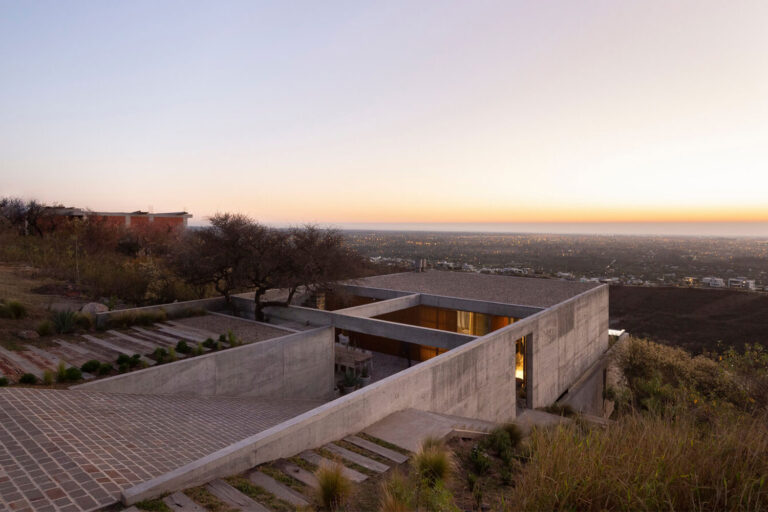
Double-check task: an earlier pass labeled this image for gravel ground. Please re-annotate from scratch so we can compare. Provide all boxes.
[174,313,293,344]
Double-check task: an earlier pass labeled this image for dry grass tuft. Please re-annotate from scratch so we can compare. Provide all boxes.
[315,461,353,511]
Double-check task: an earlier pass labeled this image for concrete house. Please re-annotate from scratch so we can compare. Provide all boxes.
[0,270,609,510]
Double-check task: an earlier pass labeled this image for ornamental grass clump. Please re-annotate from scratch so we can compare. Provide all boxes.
[315,461,353,511]
[412,437,454,487]
[0,299,27,319]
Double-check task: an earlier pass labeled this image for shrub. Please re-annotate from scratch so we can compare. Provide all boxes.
[81,360,101,373]
[194,343,204,356]
[42,370,54,385]
[379,470,413,512]
[73,313,93,330]
[36,320,54,336]
[315,461,352,511]
[52,310,76,334]
[543,403,576,417]
[203,337,215,349]
[167,347,177,362]
[116,354,131,366]
[218,333,227,343]
[482,423,523,463]
[19,373,37,384]
[412,437,454,486]
[153,347,168,363]
[0,377,8,386]
[64,367,82,381]
[56,361,67,382]
[175,340,191,354]
[468,446,490,475]
[0,299,27,319]
[98,363,113,375]
[129,354,141,368]
[226,329,240,347]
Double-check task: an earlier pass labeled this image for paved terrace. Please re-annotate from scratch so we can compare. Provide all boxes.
[0,389,322,512]
[347,270,599,308]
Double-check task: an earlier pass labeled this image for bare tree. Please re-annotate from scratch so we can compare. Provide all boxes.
[171,213,256,303]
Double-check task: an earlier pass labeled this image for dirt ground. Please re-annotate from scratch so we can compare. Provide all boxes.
[0,264,87,348]
[610,285,768,354]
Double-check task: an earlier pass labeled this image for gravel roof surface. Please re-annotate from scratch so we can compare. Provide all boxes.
[174,313,292,343]
[349,270,601,308]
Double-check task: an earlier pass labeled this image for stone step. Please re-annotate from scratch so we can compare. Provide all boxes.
[24,345,72,368]
[0,346,44,377]
[162,491,207,511]
[131,326,179,344]
[248,470,309,507]
[82,335,155,366]
[324,443,390,473]
[56,339,115,363]
[16,349,57,373]
[46,343,90,367]
[205,479,270,512]
[156,325,208,343]
[126,329,178,348]
[274,460,319,489]
[107,330,161,351]
[104,335,154,355]
[299,451,367,483]
[344,435,409,464]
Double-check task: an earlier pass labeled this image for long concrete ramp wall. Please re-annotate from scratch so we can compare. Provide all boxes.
[75,327,335,400]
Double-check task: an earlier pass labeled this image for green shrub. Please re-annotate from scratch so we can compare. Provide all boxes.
[167,347,177,362]
[482,423,523,463]
[218,333,227,343]
[203,337,215,349]
[412,437,454,486]
[73,312,93,330]
[129,354,141,368]
[64,367,82,381]
[81,360,101,373]
[56,361,67,382]
[468,446,490,475]
[36,320,54,336]
[98,363,113,375]
[175,340,191,354]
[42,370,54,385]
[0,299,27,319]
[194,343,204,356]
[0,377,8,386]
[52,310,76,334]
[116,354,131,366]
[118,363,129,373]
[315,461,353,511]
[227,329,240,347]
[19,373,37,385]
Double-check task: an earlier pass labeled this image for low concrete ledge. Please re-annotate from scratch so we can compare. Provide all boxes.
[95,296,228,328]
[335,293,421,317]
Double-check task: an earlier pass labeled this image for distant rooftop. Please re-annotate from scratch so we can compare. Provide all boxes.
[349,270,601,308]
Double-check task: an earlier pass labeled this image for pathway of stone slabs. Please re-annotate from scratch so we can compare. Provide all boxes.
[140,433,410,512]
[0,320,225,382]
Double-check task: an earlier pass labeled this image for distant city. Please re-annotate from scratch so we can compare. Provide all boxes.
[345,230,768,291]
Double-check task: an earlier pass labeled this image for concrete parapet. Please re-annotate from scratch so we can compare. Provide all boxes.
[94,297,228,328]
[74,327,335,400]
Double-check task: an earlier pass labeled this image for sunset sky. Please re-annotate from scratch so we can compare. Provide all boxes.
[1,1,767,229]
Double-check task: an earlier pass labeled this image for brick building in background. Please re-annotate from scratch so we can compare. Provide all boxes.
[42,207,192,231]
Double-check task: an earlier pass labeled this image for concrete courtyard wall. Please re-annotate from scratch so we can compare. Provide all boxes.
[75,327,335,400]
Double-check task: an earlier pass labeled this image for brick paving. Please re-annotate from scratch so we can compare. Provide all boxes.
[0,389,323,512]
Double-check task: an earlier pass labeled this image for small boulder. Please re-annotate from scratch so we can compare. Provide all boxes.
[81,302,109,315]
[17,330,39,340]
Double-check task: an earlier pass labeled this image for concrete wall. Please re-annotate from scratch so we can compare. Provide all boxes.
[335,294,421,317]
[95,296,228,328]
[75,328,335,400]
[527,284,609,408]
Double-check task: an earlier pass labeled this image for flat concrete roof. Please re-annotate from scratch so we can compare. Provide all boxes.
[348,270,600,308]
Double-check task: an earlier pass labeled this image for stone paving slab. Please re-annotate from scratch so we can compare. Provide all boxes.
[248,471,309,507]
[344,435,409,464]
[0,389,323,512]
[206,479,269,512]
[299,451,367,482]
[163,491,206,511]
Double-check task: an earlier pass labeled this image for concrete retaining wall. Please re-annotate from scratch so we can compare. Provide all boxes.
[75,328,335,400]
[95,296,228,328]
